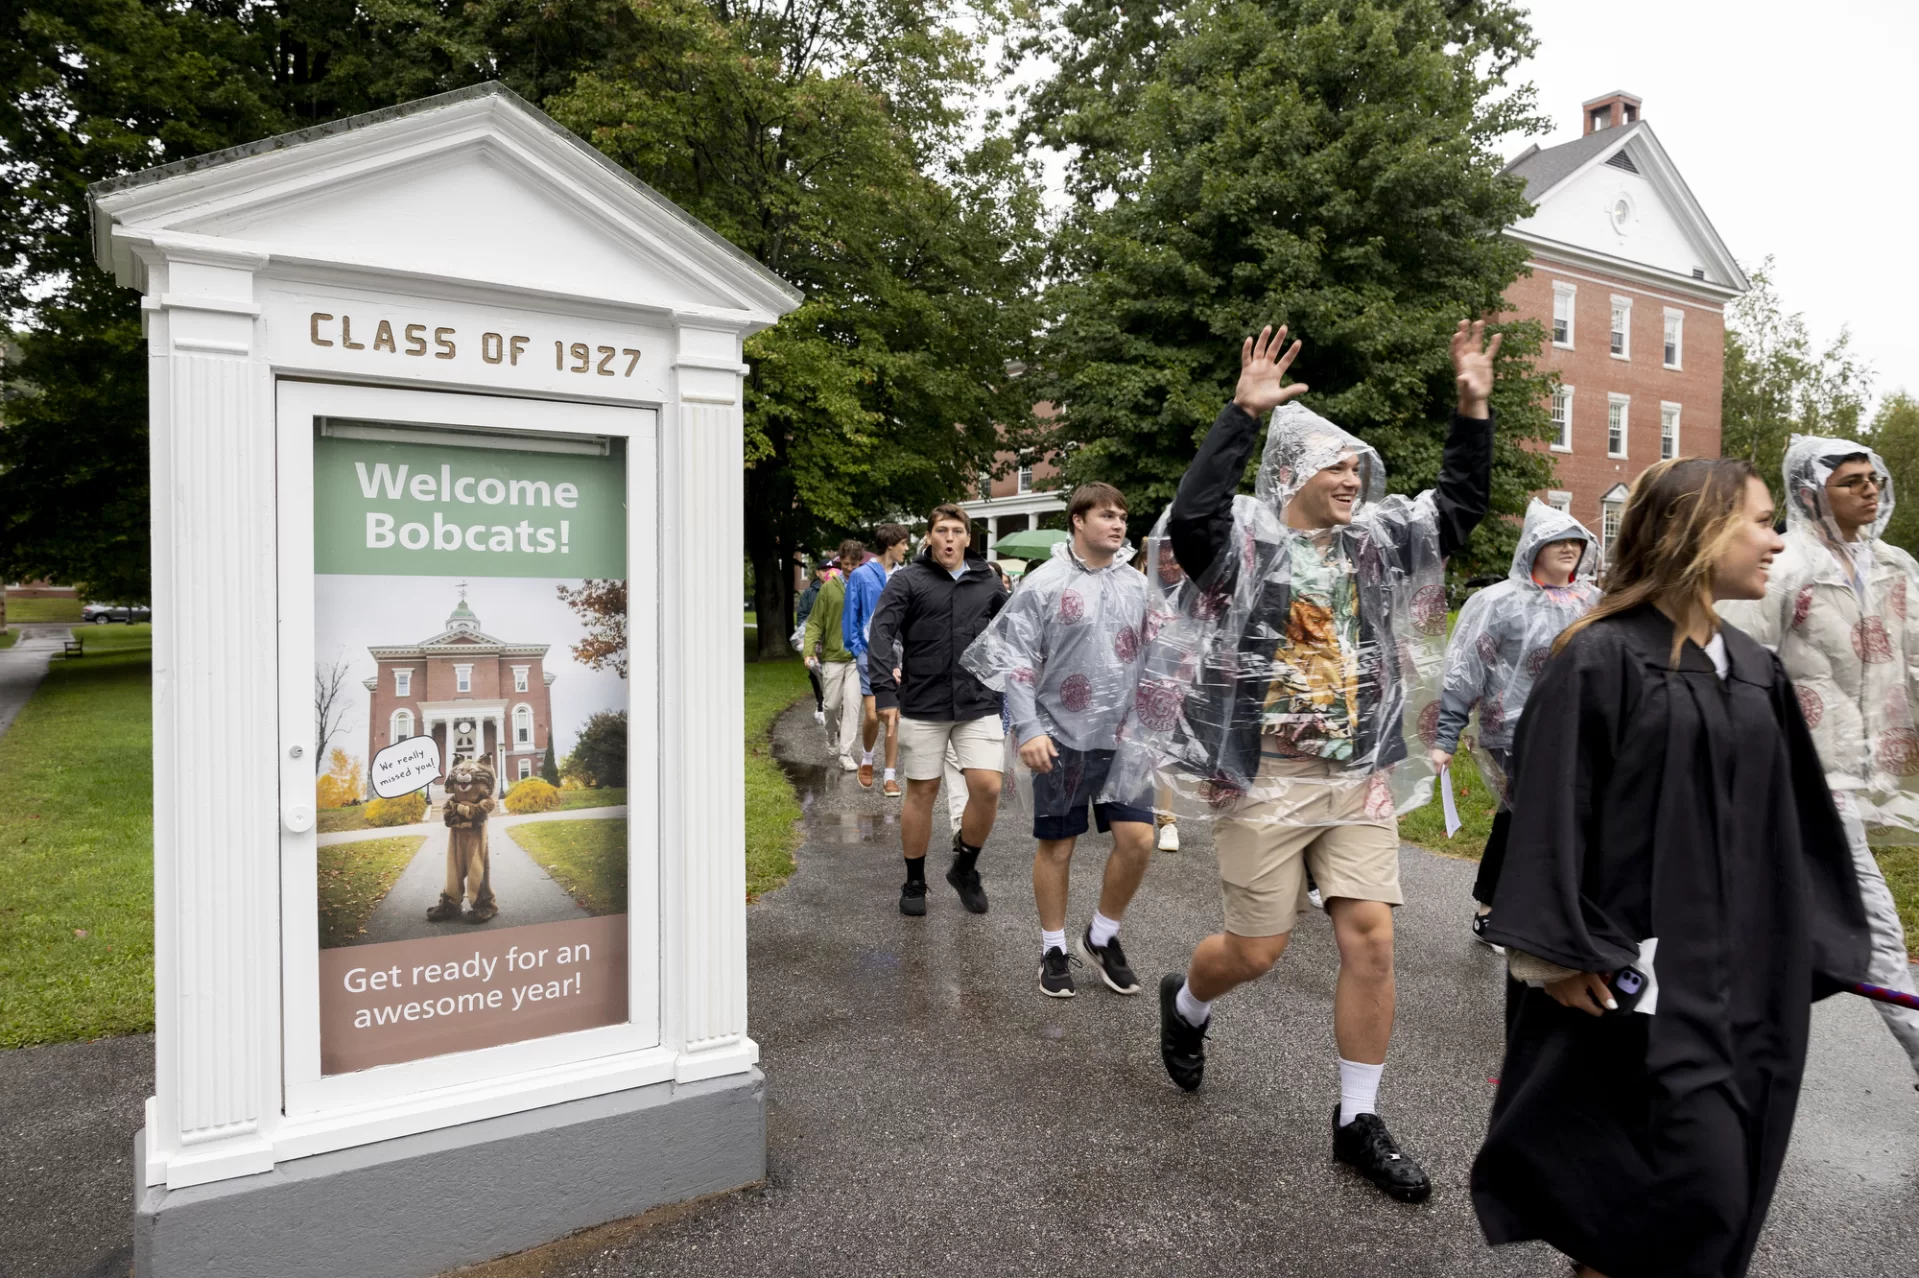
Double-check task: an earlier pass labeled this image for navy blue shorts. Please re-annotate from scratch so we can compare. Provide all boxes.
[1031,746,1154,840]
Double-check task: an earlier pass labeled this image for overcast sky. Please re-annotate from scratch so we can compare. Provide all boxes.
[991,1,1915,409]
[1513,1,1916,407]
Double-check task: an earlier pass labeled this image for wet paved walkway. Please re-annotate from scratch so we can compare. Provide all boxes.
[0,623,73,741]
[3,703,1916,1276]
[531,701,1919,1278]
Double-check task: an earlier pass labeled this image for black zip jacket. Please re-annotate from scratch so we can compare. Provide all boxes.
[868,549,1008,720]
[1163,400,1493,787]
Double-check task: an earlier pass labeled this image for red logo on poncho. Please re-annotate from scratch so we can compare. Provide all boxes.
[1010,667,1037,686]
[1193,589,1229,621]
[1059,590,1085,625]
[1201,774,1243,810]
[1792,586,1814,629]
[1114,625,1140,662]
[1134,681,1184,732]
[1523,646,1551,678]
[1481,698,1506,736]
[1853,616,1895,664]
[1893,577,1909,621]
[1412,585,1448,636]
[1796,686,1824,730]
[1364,772,1395,821]
[1141,610,1168,645]
[1476,633,1500,667]
[1878,728,1919,776]
[1416,700,1443,748]
[1060,673,1093,712]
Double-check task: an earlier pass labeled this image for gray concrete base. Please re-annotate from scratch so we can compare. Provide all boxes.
[135,1069,765,1278]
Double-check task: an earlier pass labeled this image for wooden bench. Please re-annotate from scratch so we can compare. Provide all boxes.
[61,639,83,658]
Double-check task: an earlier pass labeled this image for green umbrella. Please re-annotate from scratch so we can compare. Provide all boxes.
[992,528,1068,560]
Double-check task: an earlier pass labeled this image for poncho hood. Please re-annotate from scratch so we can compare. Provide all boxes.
[1784,433,1894,544]
[1508,499,1600,587]
[1254,402,1387,523]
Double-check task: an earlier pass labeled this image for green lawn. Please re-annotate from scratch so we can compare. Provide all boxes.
[1398,750,1500,859]
[70,623,151,656]
[5,597,84,623]
[745,658,808,899]
[0,630,14,650]
[1875,847,1919,960]
[512,819,627,915]
[557,785,625,811]
[317,836,426,947]
[0,644,155,1048]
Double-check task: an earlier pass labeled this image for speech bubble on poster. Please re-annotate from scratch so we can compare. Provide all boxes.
[371,735,442,798]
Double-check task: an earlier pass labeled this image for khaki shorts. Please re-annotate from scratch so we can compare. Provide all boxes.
[1213,755,1402,937]
[897,714,1004,781]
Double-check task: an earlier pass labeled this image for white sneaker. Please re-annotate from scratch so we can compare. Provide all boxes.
[814,709,826,726]
[1307,887,1324,910]
[1157,823,1180,852]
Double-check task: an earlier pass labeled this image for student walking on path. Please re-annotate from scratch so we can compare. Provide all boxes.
[1123,321,1497,1204]
[802,542,864,772]
[845,524,909,796]
[1473,457,1869,1278]
[1718,435,1919,1084]
[963,483,1154,998]
[1431,500,1600,944]
[868,505,1008,916]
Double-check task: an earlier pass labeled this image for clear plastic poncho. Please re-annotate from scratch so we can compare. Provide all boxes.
[1719,434,1919,838]
[1104,401,1451,825]
[1437,499,1601,802]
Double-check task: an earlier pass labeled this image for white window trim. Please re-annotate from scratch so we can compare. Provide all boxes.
[1017,465,1034,494]
[518,758,533,781]
[1663,307,1684,370]
[454,662,473,693]
[1610,295,1632,361]
[511,664,530,693]
[1550,384,1574,453]
[512,701,535,748]
[392,667,413,697]
[1551,282,1576,350]
[1660,401,1681,460]
[1546,490,1572,514]
[389,708,414,744]
[1607,393,1630,459]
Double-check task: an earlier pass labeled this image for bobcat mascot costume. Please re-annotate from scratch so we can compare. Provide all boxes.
[426,759,498,923]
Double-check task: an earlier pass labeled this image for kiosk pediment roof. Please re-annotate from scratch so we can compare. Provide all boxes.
[89,82,801,324]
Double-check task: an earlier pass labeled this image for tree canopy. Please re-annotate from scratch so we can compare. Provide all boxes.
[1018,0,1557,576]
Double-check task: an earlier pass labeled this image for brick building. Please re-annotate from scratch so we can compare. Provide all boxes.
[1500,91,1748,556]
[363,591,557,795]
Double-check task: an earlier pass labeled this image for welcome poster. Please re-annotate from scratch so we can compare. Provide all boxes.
[310,428,631,1075]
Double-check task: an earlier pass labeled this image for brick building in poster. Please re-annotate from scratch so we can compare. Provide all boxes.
[364,592,556,796]
[1500,91,1747,555]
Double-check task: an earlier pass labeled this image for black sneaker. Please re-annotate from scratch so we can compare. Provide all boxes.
[1078,927,1142,994]
[899,878,927,916]
[946,861,989,914]
[1039,947,1076,998]
[1471,911,1505,953]
[1332,1107,1432,1203]
[1158,973,1207,1092]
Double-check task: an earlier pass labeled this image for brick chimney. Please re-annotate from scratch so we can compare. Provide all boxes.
[1582,91,1642,136]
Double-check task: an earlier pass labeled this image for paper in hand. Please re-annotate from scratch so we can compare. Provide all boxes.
[1440,766,1462,839]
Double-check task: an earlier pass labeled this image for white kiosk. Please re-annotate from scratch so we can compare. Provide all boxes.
[90,84,799,1277]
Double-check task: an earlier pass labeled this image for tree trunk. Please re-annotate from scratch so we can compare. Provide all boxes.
[751,542,793,660]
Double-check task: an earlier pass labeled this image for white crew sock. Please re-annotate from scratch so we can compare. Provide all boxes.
[883,767,896,782]
[1089,910,1121,948]
[1174,981,1212,1028]
[1041,927,1067,956]
[1338,1058,1384,1127]
[862,748,875,765]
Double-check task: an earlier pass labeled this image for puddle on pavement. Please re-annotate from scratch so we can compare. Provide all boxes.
[777,755,898,844]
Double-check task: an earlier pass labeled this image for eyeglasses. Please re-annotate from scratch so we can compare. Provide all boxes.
[1830,473,1888,494]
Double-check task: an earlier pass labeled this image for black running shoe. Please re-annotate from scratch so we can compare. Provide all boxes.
[899,878,927,916]
[1039,946,1076,998]
[1158,973,1207,1092]
[1470,911,1505,953]
[1078,927,1142,994]
[1332,1107,1432,1203]
[946,861,989,914]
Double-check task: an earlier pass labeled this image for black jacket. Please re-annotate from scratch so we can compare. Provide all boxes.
[1163,401,1492,787]
[868,550,1007,720]
[871,548,1013,721]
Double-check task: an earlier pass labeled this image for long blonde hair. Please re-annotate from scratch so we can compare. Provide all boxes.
[1554,457,1764,666]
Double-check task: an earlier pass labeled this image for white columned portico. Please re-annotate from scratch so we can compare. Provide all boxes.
[91,84,800,1277]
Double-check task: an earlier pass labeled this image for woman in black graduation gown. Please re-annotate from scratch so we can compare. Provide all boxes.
[1471,458,1869,1278]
